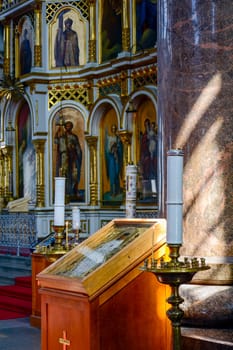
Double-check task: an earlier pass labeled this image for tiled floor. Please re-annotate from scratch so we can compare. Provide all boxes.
[182,328,233,350]
[0,318,40,350]
[1,318,232,350]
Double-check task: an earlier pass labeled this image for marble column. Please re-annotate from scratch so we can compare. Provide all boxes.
[3,21,10,75]
[158,0,233,326]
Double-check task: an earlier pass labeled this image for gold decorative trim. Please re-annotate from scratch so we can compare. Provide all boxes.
[35,5,41,46]
[46,1,89,24]
[86,136,98,206]
[48,84,89,109]
[33,139,46,208]
[122,28,130,52]
[3,23,10,76]
[14,28,20,78]
[34,45,42,67]
[132,65,157,89]
[89,39,96,63]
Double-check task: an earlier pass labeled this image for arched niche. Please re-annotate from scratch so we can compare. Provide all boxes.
[16,102,36,203]
[88,95,123,207]
[51,106,86,204]
[122,88,159,207]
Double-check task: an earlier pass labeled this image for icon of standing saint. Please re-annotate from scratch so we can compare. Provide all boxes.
[54,10,80,67]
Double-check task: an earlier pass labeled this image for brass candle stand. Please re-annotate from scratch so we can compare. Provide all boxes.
[53,225,68,253]
[141,244,210,350]
[73,229,80,245]
[35,225,77,256]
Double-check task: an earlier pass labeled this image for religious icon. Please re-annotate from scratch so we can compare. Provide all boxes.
[54,10,80,67]
[136,0,157,49]
[104,124,123,197]
[19,18,33,75]
[101,0,122,62]
[101,110,124,206]
[51,7,87,68]
[54,120,82,194]
[53,108,85,202]
[138,116,158,202]
[17,103,36,203]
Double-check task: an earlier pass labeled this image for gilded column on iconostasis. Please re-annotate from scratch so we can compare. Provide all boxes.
[0,149,4,198]
[15,26,20,78]
[89,0,96,63]
[86,136,98,206]
[3,22,10,75]
[34,3,42,66]
[6,146,13,201]
[117,130,133,201]
[0,146,14,203]
[122,0,130,52]
[1,147,9,201]
[33,139,46,207]
[118,130,132,166]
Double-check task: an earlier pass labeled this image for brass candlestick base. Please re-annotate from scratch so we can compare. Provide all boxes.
[141,244,210,350]
[53,225,66,253]
[73,229,80,244]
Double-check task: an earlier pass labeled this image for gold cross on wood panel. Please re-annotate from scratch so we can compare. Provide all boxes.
[59,330,71,350]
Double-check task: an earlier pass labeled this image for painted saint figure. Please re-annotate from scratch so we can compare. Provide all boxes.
[136,0,157,48]
[105,124,123,197]
[140,118,157,198]
[20,28,32,75]
[54,11,80,67]
[55,120,82,197]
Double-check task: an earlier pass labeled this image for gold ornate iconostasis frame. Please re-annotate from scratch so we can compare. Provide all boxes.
[98,0,157,63]
[98,95,158,208]
[0,0,158,213]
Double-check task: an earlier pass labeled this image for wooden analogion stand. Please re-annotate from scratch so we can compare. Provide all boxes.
[37,218,172,350]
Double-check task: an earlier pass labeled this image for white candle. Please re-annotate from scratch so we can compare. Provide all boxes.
[125,165,137,218]
[54,177,66,205]
[126,165,137,200]
[54,204,65,227]
[166,149,184,244]
[72,207,80,230]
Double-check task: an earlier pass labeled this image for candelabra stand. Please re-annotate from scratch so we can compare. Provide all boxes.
[53,226,67,253]
[141,244,210,350]
[73,229,80,244]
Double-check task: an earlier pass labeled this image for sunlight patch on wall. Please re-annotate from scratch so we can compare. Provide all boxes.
[183,116,225,256]
[175,72,222,149]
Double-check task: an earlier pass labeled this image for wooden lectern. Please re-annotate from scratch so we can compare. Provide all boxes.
[30,252,64,328]
[37,218,171,350]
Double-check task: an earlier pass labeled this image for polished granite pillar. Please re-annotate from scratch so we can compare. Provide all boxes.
[158,0,233,326]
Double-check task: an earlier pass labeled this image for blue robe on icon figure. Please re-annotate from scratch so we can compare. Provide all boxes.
[105,124,123,197]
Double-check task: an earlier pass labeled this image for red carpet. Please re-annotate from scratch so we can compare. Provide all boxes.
[0,246,31,257]
[0,276,32,320]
